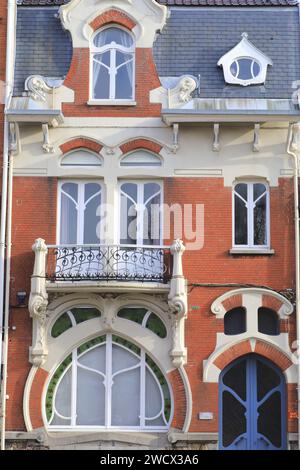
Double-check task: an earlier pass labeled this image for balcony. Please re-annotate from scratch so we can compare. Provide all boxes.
[29,238,187,367]
[45,244,172,284]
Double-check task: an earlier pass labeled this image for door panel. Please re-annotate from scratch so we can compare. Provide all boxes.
[219,354,286,450]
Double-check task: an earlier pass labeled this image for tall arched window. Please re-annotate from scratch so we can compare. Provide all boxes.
[45,334,172,430]
[91,26,135,102]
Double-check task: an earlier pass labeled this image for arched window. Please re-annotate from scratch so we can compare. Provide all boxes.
[91,26,135,101]
[61,149,102,167]
[258,307,279,336]
[120,150,162,167]
[51,307,101,338]
[224,307,246,335]
[46,334,171,430]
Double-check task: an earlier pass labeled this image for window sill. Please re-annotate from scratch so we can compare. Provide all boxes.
[229,248,275,255]
[87,100,137,106]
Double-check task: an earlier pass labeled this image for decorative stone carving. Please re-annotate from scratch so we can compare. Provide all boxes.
[25,75,52,103]
[42,124,54,153]
[168,239,188,367]
[29,239,49,366]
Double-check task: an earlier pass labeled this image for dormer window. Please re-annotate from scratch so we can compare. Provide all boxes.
[91,26,135,103]
[218,33,272,87]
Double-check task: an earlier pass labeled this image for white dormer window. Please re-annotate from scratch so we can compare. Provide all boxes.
[218,33,273,87]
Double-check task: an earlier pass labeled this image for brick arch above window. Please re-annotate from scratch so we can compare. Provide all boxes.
[211,288,293,319]
[119,138,163,155]
[203,338,296,384]
[59,138,103,155]
[89,9,137,32]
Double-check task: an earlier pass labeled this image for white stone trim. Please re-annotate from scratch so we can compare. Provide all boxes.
[23,365,39,432]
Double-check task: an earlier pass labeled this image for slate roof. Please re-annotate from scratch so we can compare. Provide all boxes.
[16,0,299,6]
[14,5,300,99]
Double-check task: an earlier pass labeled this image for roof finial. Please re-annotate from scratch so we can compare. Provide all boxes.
[241,32,249,40]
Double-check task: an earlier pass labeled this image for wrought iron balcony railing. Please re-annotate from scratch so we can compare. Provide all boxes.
[45,244,172,283]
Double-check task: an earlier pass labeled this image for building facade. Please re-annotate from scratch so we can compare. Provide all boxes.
[1,0,300,450]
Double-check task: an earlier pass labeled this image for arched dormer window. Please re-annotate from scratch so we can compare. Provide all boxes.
[91,26,135,102]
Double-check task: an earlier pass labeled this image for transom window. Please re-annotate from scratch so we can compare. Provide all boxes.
[59,181,103,245]
[120,181,162,245]
[46,334,172,430]
[51,307,101,338]
[233,182,269,248]
[230,57,261,81]
[120,150,162,167]
[61,149,102,167]
[118,307,167,338]
[91,26,135,101]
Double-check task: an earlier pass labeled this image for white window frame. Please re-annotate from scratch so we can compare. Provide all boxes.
[232,181,270,250]
[57,180,104,245]
[45,333,172,431]
[89,25,136,105]
[118,180,163,247]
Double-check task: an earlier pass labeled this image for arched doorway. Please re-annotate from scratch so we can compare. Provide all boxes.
[219,354,287,450]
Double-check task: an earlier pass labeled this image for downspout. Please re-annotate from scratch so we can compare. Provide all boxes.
[0,0,17,451]
[286,123,300,451]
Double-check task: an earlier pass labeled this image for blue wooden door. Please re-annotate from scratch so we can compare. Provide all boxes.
[219,354,287,450]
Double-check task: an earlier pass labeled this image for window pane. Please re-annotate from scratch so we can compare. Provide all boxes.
[60,183,78,244]
[145,368,164,426]
[222,391,247,448]
[223,359,247,401]
[93,53,110,99]
[111,367,140,426]
[84,184,101,244]
[52,368,72,425]
[78,344,106,374]
[235,183,248,200]
[257,392,282,448]
[76,367,105,425]
[258,308,279,336]
[115,52,133,100]
[120,183,137,244]
[236,58,256,80]
[254,183,266,201]
[254,193,267,245]
[94,28,133,48]
[235,194,247,245]
[230,61,238,78]
[224,307,246,336]
[143,183,161,245]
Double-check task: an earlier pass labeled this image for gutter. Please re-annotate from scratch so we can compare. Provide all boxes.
[0,0,17,451]
[286,123,300,451]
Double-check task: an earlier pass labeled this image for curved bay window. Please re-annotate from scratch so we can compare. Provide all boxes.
[233,181,269,249]
[45,334,172,430]
[91,26,135,102]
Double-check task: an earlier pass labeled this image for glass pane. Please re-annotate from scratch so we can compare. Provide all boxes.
[84,184,101,244]
[235,195,247,245]
[60,183,78,244]
[230,61,238,78]
[51,312,73,338]
[252,61,260,78]
[93,53,110,99]
[143,183,161,245]
[53,368,72,423]
[117,307,147,324]
[78,345,106,374]
[111,367,140,426]
[258,308,279,336]
[224,308,246,336]
[222,391,246,448]
[94,28,133,48]
[254,193,267,245]
[256,359,281,402]
[115,52,133,100]
[236,58,254,80]
[146,313,167,339]
[257,391,282,448]
[112,343,139,375]
[76,367,105,425]
[254,183,266,201]
[222,359,247,401]
[235,183,248,201]
[145,368,164,426]
[120,184,137,245]
[71,307,100,325]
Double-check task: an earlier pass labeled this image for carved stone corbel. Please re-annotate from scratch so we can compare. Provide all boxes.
[168,76,197,109]
[42,124,54,153]
[102,294,118,329]
[29,238,49,367]
[168,239,188,368]
[25,75,52,103]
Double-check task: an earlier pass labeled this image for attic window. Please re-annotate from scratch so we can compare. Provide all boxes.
[218,33,272,87]
[61,149,102,167]
[120,150,162,167]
